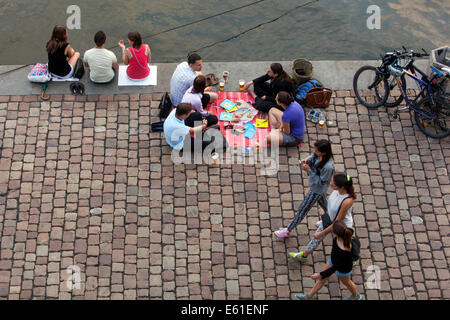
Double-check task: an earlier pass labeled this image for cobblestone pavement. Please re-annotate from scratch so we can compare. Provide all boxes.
[0,91,449,300]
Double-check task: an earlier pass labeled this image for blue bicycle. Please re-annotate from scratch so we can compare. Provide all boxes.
[388,62,450,138]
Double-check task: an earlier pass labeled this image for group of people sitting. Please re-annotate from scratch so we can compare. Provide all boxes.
[46,24,305,151]
[163,53,306,152]
[46,25,151,83]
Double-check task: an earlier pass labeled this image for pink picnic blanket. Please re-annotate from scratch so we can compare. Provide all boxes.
[206,92,270,147]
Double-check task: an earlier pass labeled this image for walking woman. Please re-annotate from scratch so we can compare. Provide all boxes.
[118,31,151,80]
[274,140,334,238]
[289,174,356,261]
[295,221,362,300]
[47,25,81,79]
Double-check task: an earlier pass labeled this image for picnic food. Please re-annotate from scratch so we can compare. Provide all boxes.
[236,114,243,118]
[231,119,240,124]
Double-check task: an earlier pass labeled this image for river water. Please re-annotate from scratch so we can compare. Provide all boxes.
[0,0,448,65]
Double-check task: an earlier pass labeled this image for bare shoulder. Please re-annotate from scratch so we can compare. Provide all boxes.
[343,197,354,206]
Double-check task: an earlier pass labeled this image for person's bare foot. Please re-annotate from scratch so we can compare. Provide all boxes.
[247,87,257,99]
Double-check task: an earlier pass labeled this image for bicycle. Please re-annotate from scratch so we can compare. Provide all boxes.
[353,47,437,109]
[381,47,431,108]
[353,51,399,108]
[388,63,450,139]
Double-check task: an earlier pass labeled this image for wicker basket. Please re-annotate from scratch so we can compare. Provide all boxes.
[291,58,313,84]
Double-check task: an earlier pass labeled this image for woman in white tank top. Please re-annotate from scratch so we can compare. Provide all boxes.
[289,174,356,262]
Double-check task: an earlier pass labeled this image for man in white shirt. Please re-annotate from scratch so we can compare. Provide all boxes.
[84,31,119,84]
[170,53,209,107]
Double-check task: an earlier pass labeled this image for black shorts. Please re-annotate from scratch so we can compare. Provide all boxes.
[201,93,211,109]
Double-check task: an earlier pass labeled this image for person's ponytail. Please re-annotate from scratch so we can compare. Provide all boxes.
[333,220,352,248]
[343,228,353,248]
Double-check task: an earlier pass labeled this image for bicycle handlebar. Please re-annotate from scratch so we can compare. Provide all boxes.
[396,46,429,59]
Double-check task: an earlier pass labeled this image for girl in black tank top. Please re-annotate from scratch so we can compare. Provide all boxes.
[46,25,80,77]
[48,43,72,77]
[294,221,362,300]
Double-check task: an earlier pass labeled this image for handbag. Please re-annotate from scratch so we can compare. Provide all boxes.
[306,87,332,108]
[73,58,85,79]
[28,63,51,83]
[321,195,351,229]
[159,92,174,119]
[205,73,219,87]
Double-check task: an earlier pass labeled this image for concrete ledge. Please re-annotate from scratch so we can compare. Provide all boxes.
[0,60,429,96]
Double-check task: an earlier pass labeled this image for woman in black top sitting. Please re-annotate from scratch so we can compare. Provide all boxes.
[47,25,80,79]
[244,63,295,113]
[295,221,362,300]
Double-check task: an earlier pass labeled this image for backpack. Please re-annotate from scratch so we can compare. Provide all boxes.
[73,58,85,79]
[295,79,323,104]
[28,63,52,83]
[151,121,164,132]
[159,92,173,119]
[351,236,361,262]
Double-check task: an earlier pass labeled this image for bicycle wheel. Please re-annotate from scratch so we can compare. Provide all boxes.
[414,96,450,139]
[381,74,406,108]
[353,66,389,108]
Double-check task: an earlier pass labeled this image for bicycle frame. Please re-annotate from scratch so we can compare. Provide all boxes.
[395,71,436,120]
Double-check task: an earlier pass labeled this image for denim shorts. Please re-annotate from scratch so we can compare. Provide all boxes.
[328,257,352,277]
[281,132,303,147]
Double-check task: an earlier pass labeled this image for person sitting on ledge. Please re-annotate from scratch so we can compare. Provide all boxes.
[181,75,219,128]
[266,91,305,147]
[84,31,119,84]
[46,25,81,79]
[118,31,151,81]
[244,63,295,113]
[170,53,214,107]
[163,103,213,152]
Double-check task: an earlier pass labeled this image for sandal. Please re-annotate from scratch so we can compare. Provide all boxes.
[77,83,85,95]
[70,82,85,96]
[70,83,79,95]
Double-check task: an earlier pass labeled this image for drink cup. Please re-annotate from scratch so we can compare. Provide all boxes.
[318,120,325,129]
[239,80,245,91]
[223,71,229,82]
[211,152,219,165]
[219,81,225,91]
